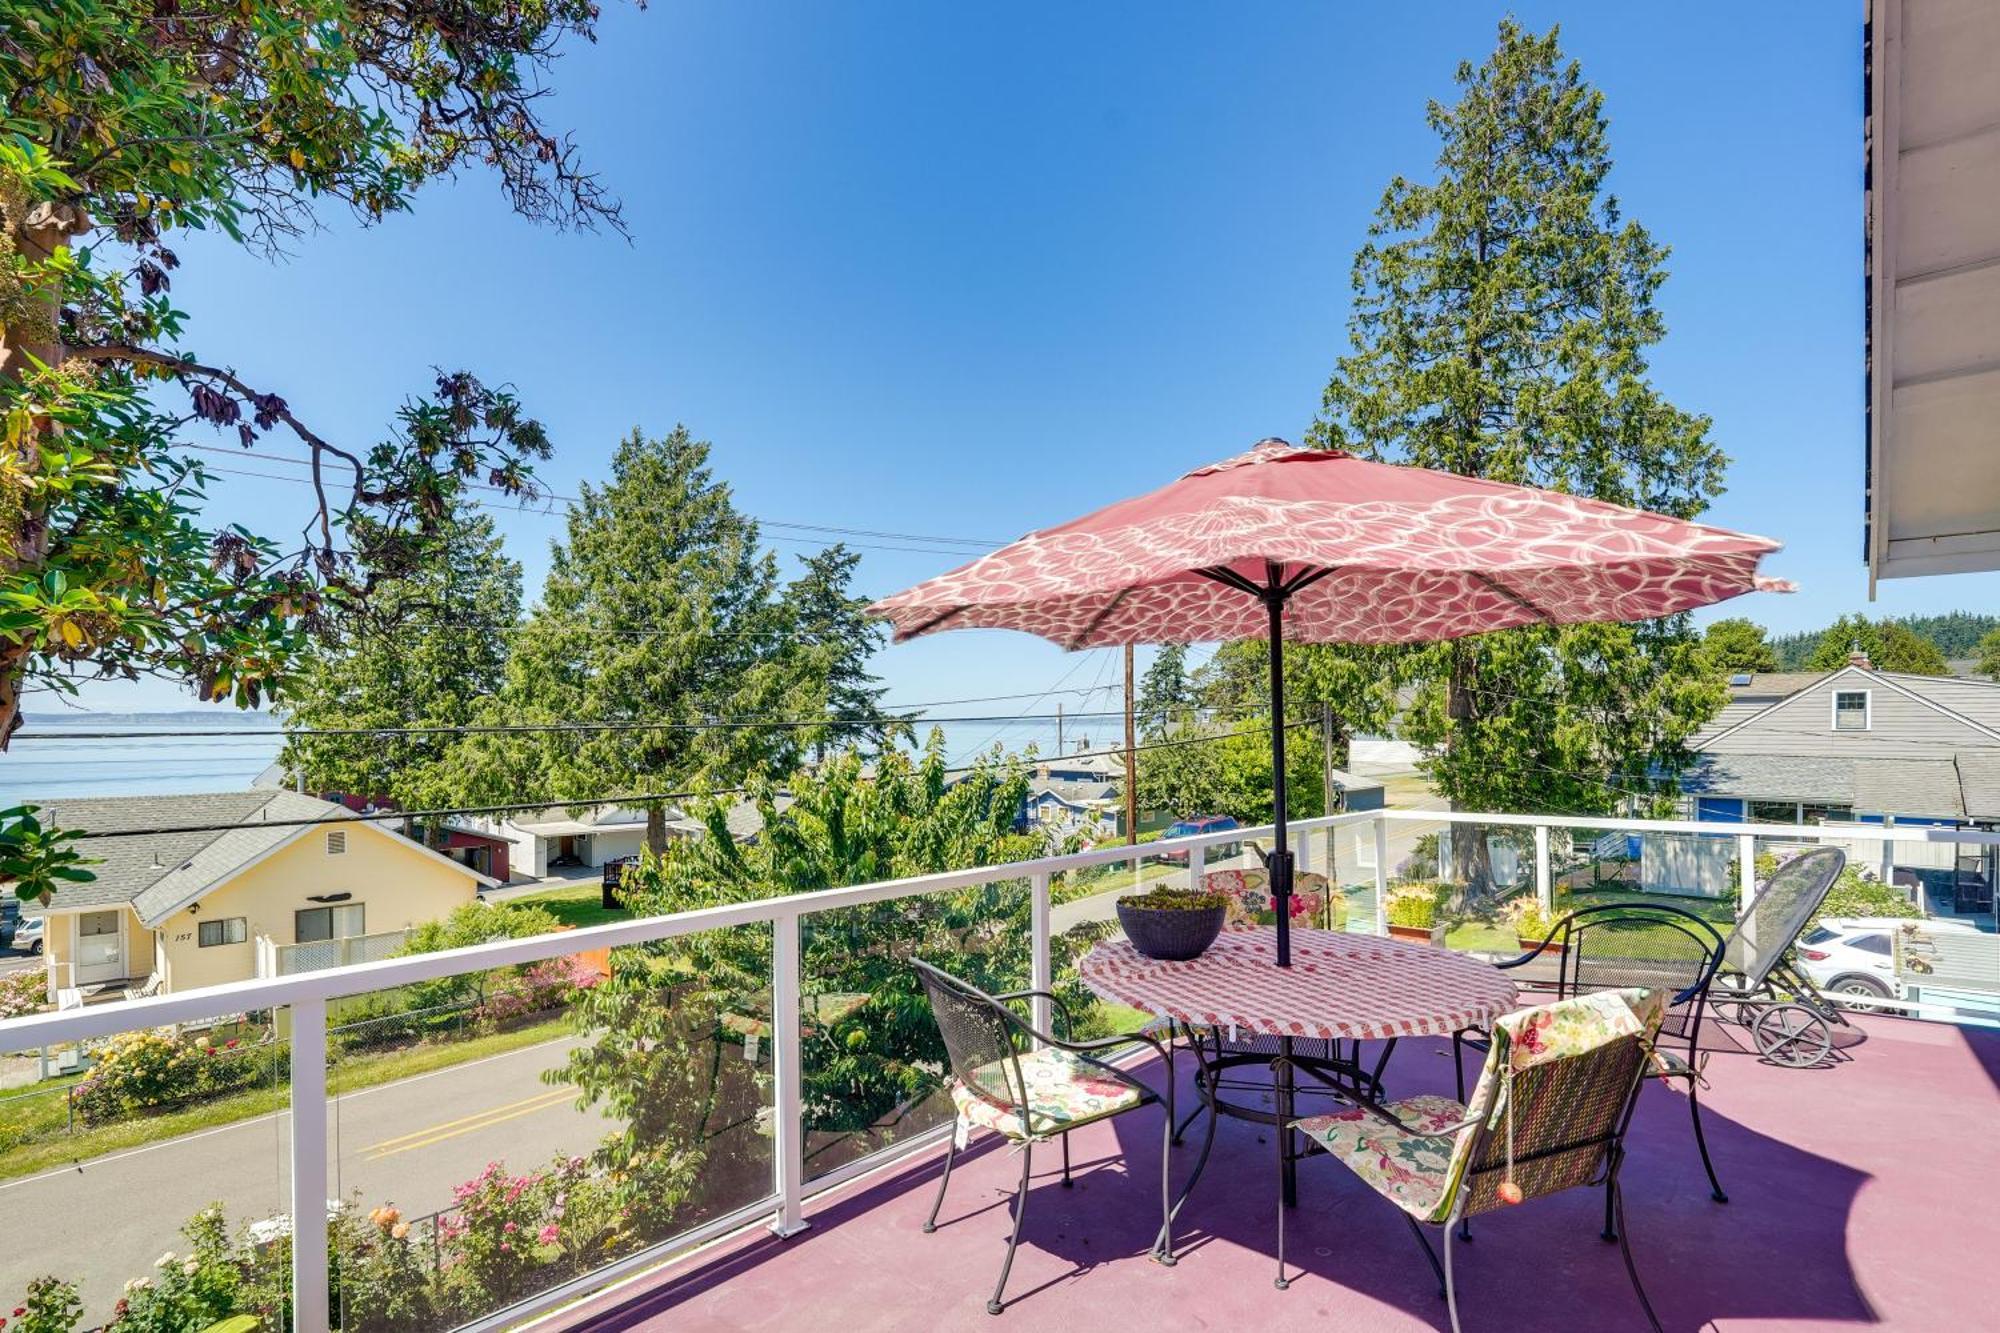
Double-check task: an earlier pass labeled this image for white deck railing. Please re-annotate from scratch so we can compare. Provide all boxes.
[1,805,1995,1333]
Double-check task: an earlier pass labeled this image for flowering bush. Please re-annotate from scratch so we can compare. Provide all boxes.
[104,1206,240,1332]
[71,1031,282,1126]
[335,1204,443,1332]
[478,956,598,1028]
[4,1276,84,1333]
[1501,893,1554,941]
[0,969,45,1021]
[438,1156,590,1309]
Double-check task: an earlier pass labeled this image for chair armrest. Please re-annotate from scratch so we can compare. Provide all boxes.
[992,987,1077,1040]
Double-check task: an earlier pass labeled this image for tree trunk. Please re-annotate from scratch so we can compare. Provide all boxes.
[0,200,90,749]
[646,803,669,855]
[1443,647,1492,910]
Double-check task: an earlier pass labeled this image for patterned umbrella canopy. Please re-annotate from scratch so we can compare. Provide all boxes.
[869,439,1791,648]
[868,438,1791,967]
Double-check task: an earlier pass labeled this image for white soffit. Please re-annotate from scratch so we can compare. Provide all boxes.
[1866,0,2000,585]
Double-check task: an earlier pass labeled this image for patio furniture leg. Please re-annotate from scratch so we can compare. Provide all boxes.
[1156,1097,1178,1267]
[1401,1213,1445,1298]
[922,1134,958,1234]
[1453,1030,1468,1104]
[1611,1177,1665,1333]
[1601,1177,1616,1243]
[1442,1208,1464,1333]
[1061,1131,1073,1187]
[1274,1097,1290,1291]
[988,1142,1033,1316]
[1278,1038,1298,1207]
[1689,1084,1729,1203]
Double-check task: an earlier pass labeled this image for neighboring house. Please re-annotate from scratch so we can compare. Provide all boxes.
[1025,779,1122,838]
[485,798,790,880]
[34,791,492,1000]
[1671,655,2000,915]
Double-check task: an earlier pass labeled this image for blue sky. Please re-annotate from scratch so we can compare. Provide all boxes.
[54,3,2000,755]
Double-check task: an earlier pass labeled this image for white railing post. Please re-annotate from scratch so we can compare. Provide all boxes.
[1188,841,1205,895]
[1291,830,1310,878]
[770,912,808,1238]
[1534,823,1552,911]
[1372,814,1390,936]
[1029,873,1052,1040]
[290,996,330,1333]
[1737,833,1757,918]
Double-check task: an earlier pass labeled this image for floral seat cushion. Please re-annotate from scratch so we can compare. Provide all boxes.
[1204,868,1332,928]
[951,1047,1143,1141]
[1294,1093,1469,1222]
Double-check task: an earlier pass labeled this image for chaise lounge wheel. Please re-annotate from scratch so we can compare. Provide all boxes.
[1753,1004,1831,1068]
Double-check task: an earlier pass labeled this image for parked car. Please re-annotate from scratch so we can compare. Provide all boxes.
[1797,915,1977,1008]
[12,915,44,955]
[1155,815,1241,865]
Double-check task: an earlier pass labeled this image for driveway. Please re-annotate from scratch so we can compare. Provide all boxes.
[1,1035,612,1323]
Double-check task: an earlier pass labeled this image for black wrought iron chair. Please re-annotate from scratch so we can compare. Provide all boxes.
[1457,900,1729,1207]
[1279,988,1669,1333]
[912,959,1178,1316]
[1708,847,1852,1068]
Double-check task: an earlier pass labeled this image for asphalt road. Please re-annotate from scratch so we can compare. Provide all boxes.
[0,1035,613,1323]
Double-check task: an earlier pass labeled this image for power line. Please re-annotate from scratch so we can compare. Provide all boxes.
[57,717,1320,840]
[184,448,1004,553]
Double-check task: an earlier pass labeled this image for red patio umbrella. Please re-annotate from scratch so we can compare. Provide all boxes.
[869,439,1790,965]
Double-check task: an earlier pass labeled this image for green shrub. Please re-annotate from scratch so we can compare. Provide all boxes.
[104,1205,240,1332]
[1386,883,1443,929]
[7,1275,84,1333]
[71,1031,284,1127]
[1815,869,1920,928]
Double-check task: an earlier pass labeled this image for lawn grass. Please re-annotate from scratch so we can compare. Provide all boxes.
[508,881,631,929]
[0,1014,572,1183]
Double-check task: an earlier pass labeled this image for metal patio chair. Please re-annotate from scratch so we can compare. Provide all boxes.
[1278,988,1669,1333]
[1708,847,1852,1068]
[1458,900,1731,1205]
[912,959,1178,1316]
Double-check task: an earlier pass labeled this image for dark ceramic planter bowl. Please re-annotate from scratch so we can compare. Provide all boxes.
[1117,901,1226,961]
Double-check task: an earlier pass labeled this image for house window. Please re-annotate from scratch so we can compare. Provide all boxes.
[1833,690,1870,731]
[197,917,248,947]
[1800,803,1854,824]
[325,830,348,855]
[1748,799,1800,824]
[295,903,365,943]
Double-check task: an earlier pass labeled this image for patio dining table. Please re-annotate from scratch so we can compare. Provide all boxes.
[1077,928,1519,1210]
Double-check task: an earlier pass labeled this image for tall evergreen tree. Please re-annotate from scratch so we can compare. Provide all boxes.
[497,428,830,849]
[784,545,909,758]
[1802,614,1949,675]
[1137,643,1193,739]
[1306,21,1728,894]
[279,507,523,810]
[1700,618,1779,675]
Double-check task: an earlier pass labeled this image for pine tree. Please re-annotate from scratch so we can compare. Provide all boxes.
[498,428,829,849]
[1701,618,1779,675]
[1137,643,1193,739]
[1306,21,1729,896]
[1802,614,1949,675]
[279,508,522,810]
[784,545,909,758]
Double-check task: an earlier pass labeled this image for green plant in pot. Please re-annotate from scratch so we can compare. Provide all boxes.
[1385,882,1447,946]
[1117,888,1228,961]
[1501,893,1567,955]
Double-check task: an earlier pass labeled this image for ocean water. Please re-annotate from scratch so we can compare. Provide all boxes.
[0,730,284,806]
[0,721,1080,809]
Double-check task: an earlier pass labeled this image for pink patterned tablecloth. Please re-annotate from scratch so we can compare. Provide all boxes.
[1078,928,1518,1041]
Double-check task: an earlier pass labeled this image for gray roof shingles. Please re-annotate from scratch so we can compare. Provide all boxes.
[37,791,356,923]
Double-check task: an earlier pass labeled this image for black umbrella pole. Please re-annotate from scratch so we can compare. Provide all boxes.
[1267,593,1293,967]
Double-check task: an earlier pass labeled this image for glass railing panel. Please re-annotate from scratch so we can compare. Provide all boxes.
[328,923,773,1330]
[0,1009,289,1328]
[799,878,1036,1182]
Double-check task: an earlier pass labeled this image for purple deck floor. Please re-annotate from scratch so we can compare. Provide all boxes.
[556,1014,2000,1332]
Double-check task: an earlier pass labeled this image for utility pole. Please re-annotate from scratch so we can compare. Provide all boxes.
[1123,644,1138,845]
[1056,701,1063,755]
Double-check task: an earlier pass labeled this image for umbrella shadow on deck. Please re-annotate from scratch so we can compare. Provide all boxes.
[1061,1041,1881,1333]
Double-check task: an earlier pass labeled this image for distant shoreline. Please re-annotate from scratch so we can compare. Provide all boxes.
[21,710,275,730]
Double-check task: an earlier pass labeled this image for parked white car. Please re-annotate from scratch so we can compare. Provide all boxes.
[12,915,43,955]
[1797,916,1977,1006]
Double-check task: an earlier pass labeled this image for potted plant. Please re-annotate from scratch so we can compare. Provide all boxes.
[1116,889,1228,961]
[1384,883,1447,947]
[1501,894,1566,956]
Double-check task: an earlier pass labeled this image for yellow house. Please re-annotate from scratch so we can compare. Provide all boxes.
[37,791,493,999]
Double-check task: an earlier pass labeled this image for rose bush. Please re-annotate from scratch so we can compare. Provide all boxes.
[71,1031,284,1126]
